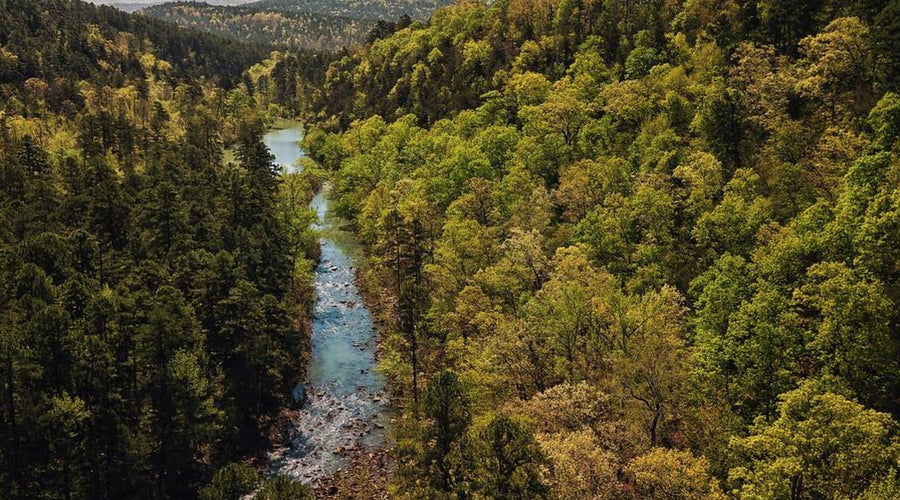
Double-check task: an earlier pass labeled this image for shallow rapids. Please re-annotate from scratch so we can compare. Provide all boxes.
[263,123,387,483]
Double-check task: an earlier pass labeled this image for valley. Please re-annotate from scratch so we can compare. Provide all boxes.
[3,0,900,498]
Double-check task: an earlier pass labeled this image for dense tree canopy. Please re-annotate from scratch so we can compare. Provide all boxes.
[300,0,900,497]
[0,0,320,498]
[6,0,900,497]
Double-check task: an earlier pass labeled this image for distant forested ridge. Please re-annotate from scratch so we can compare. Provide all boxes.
[141,2,376,51]
[141,0,453,50]
[0,0,267,88]
[245,0,452,21]
[301,0,900,498]
[0,0,320,498]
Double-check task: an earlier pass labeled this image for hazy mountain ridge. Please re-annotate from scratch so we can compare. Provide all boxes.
[140,0,453,50]
[141,1,376,50]
[244,0,452,21]
[92,0,256,13]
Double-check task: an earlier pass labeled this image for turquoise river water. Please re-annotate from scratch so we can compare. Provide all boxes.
[262,123,387,483]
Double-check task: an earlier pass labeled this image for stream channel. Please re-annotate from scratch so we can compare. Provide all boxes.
[262,122,388,484]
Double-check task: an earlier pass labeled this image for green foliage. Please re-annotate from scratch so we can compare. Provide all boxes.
[858,470,900,499]
[469,416,548,500]
[144,3,377,51]
[0,2,319,495]
[199,463,259,500]
[728,380,900,499]
[624,45,660,79]
[422,369,471,492]
[0,0,264,104]
[257,475,315,500]
[231,0,448,24]
[10,0,900,497]
[297,0,900,496]
[869,92,900,150]
[626,448,726,500]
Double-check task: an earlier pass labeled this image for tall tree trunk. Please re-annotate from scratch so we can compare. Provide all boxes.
[3,351,17,492]
[411,328,419,413]
[649,403,661,447]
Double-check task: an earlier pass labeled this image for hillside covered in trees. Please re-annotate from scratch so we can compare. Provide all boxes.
[0,0,268,87]
[0,0,323,498]
[245,0,453,21]
[300,0,900,498]
[141,0,454,51]
[6,0,900,498]
[141,2,376,51]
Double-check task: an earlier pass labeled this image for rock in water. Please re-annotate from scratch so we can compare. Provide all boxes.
[293,384,307,407]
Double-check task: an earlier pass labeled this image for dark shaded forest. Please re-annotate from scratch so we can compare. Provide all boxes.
[0,0,267,88]
[0,0,322,498]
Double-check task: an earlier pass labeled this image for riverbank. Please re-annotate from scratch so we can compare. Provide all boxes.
[313,447,392,498]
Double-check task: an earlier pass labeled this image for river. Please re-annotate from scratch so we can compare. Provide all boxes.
[263,122,388,484]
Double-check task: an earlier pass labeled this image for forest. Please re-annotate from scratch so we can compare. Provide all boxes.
[300,0,900,498]
[3,0,900,498]
[141,0,454,51]
[1,0,323,497]
[141,2,377,51]
[246,0,454,22]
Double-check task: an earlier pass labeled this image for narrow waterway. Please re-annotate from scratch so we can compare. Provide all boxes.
[263,122,388,483]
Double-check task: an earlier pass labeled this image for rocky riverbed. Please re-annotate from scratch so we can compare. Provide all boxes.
[262,125,391,494]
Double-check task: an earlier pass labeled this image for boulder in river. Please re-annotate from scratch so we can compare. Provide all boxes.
[293,384,307,407]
